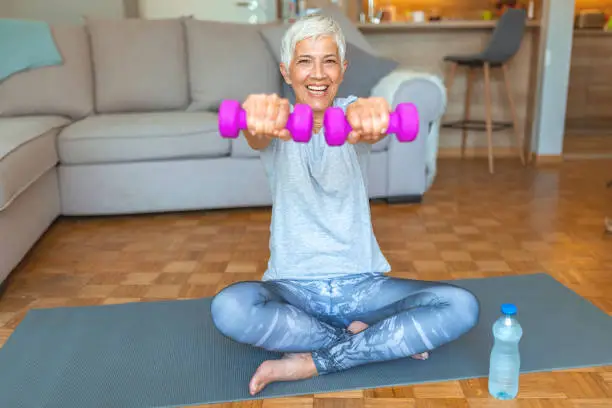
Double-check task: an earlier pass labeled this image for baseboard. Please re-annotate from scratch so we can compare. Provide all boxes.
[438,147,522,158]
[438,147,563,164]
[532,153,563,164]
[385,195,423,204]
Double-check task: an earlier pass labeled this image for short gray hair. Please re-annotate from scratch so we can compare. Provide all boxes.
[280,13,346,70]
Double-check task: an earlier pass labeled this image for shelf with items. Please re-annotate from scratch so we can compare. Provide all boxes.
[276,0,352,22]
[358,0,541,24]
[356,18,540,32]
[574,0,612,31]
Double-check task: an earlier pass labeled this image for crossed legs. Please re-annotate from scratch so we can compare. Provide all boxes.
[210,273,480,394]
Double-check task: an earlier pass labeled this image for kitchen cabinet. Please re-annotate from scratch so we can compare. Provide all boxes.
[566,31,612,133]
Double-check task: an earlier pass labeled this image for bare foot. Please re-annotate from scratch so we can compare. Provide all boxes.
[410,351,430,360]
[249,353,317,395]
[347,320,430,361]
[347,320,369,334]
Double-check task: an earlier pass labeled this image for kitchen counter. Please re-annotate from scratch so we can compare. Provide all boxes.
[357,19,541,157]
[357,20,541,32]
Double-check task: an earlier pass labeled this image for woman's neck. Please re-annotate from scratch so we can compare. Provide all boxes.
[313,111,324,133]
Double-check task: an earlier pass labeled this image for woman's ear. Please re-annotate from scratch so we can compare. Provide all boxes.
[342,59,348,73]
[280,63,292,85]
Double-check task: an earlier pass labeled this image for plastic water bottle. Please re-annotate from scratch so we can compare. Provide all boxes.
[488,303,523,400]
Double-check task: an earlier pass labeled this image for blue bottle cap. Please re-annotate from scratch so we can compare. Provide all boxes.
[501,303,517,315]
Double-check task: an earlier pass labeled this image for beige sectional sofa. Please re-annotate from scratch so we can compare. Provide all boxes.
[0,15,446,287]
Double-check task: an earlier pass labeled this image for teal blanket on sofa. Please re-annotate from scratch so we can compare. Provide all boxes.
[0,18,63,81]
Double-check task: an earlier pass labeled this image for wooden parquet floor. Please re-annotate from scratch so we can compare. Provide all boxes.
[2,158,612,407]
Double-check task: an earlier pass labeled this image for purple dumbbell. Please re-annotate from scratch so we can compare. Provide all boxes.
[323,103,419,146]
[218,100,314,143]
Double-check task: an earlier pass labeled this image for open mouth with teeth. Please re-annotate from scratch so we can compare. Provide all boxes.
[306,84,329,97]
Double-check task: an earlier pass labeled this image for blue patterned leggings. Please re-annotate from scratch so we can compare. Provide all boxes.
[210,273,479,375]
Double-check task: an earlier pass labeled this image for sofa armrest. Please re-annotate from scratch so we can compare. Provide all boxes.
[371,68,447,120]
[371,69,447,196]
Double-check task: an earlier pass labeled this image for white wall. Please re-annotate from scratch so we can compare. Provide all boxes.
[138,0,276,23]
[4,0,125,23]
[531,0,575,156]
[0,0,278,24]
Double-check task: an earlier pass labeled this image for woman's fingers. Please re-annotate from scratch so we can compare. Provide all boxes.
[275,98,290,137]
[243,94,291,139]
[264,95,279,136]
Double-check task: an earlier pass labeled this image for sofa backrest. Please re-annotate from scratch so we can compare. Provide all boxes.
[0,17,284,120]
[0,24,94,120]
[86,17,190,113]
[184,19,283,112]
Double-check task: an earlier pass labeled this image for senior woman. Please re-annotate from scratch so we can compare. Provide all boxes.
[210,13,480,395]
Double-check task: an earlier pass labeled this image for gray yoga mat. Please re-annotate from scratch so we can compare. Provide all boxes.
[0,272,611,408]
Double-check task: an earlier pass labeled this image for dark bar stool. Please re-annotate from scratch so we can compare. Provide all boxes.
[442,8,527,174]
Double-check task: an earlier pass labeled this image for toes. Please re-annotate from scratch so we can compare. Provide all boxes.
[249,373,261,395]
[249,363,269,395]
[411,351,430,360]
[249,375,267,395]
[347,321,369,334]
[249,379,259,395]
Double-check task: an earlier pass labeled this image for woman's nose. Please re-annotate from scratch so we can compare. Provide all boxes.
[312,62,325,78]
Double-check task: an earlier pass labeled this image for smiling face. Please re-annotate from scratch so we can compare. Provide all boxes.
[280,35,347,114]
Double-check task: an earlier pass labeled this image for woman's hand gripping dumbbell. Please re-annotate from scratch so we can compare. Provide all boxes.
[324,98,419,146]
[218,95,418,148]
[218,95,313,149]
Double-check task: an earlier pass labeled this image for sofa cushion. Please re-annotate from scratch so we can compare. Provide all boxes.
[185,19,282,112]
[0,24,94,120]
[230,133,259,158]
[58,112,230,164]
[371,137,390,152]
[0,116,68,210]
[86,18,189,113]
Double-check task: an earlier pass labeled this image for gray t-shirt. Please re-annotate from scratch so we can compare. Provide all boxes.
[259,96,391,281]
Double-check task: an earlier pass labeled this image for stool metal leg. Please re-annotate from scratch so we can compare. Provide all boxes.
[501,64,526,165]
[483,63,494,174]
[462,67,475,159]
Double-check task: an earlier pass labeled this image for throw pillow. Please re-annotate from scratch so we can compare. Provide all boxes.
[185,19,283,112]
[86,17,189,113]
[0,19,63,82]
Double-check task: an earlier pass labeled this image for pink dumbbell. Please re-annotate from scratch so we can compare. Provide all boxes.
[323,103,419,146]
[218,100,314,143]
